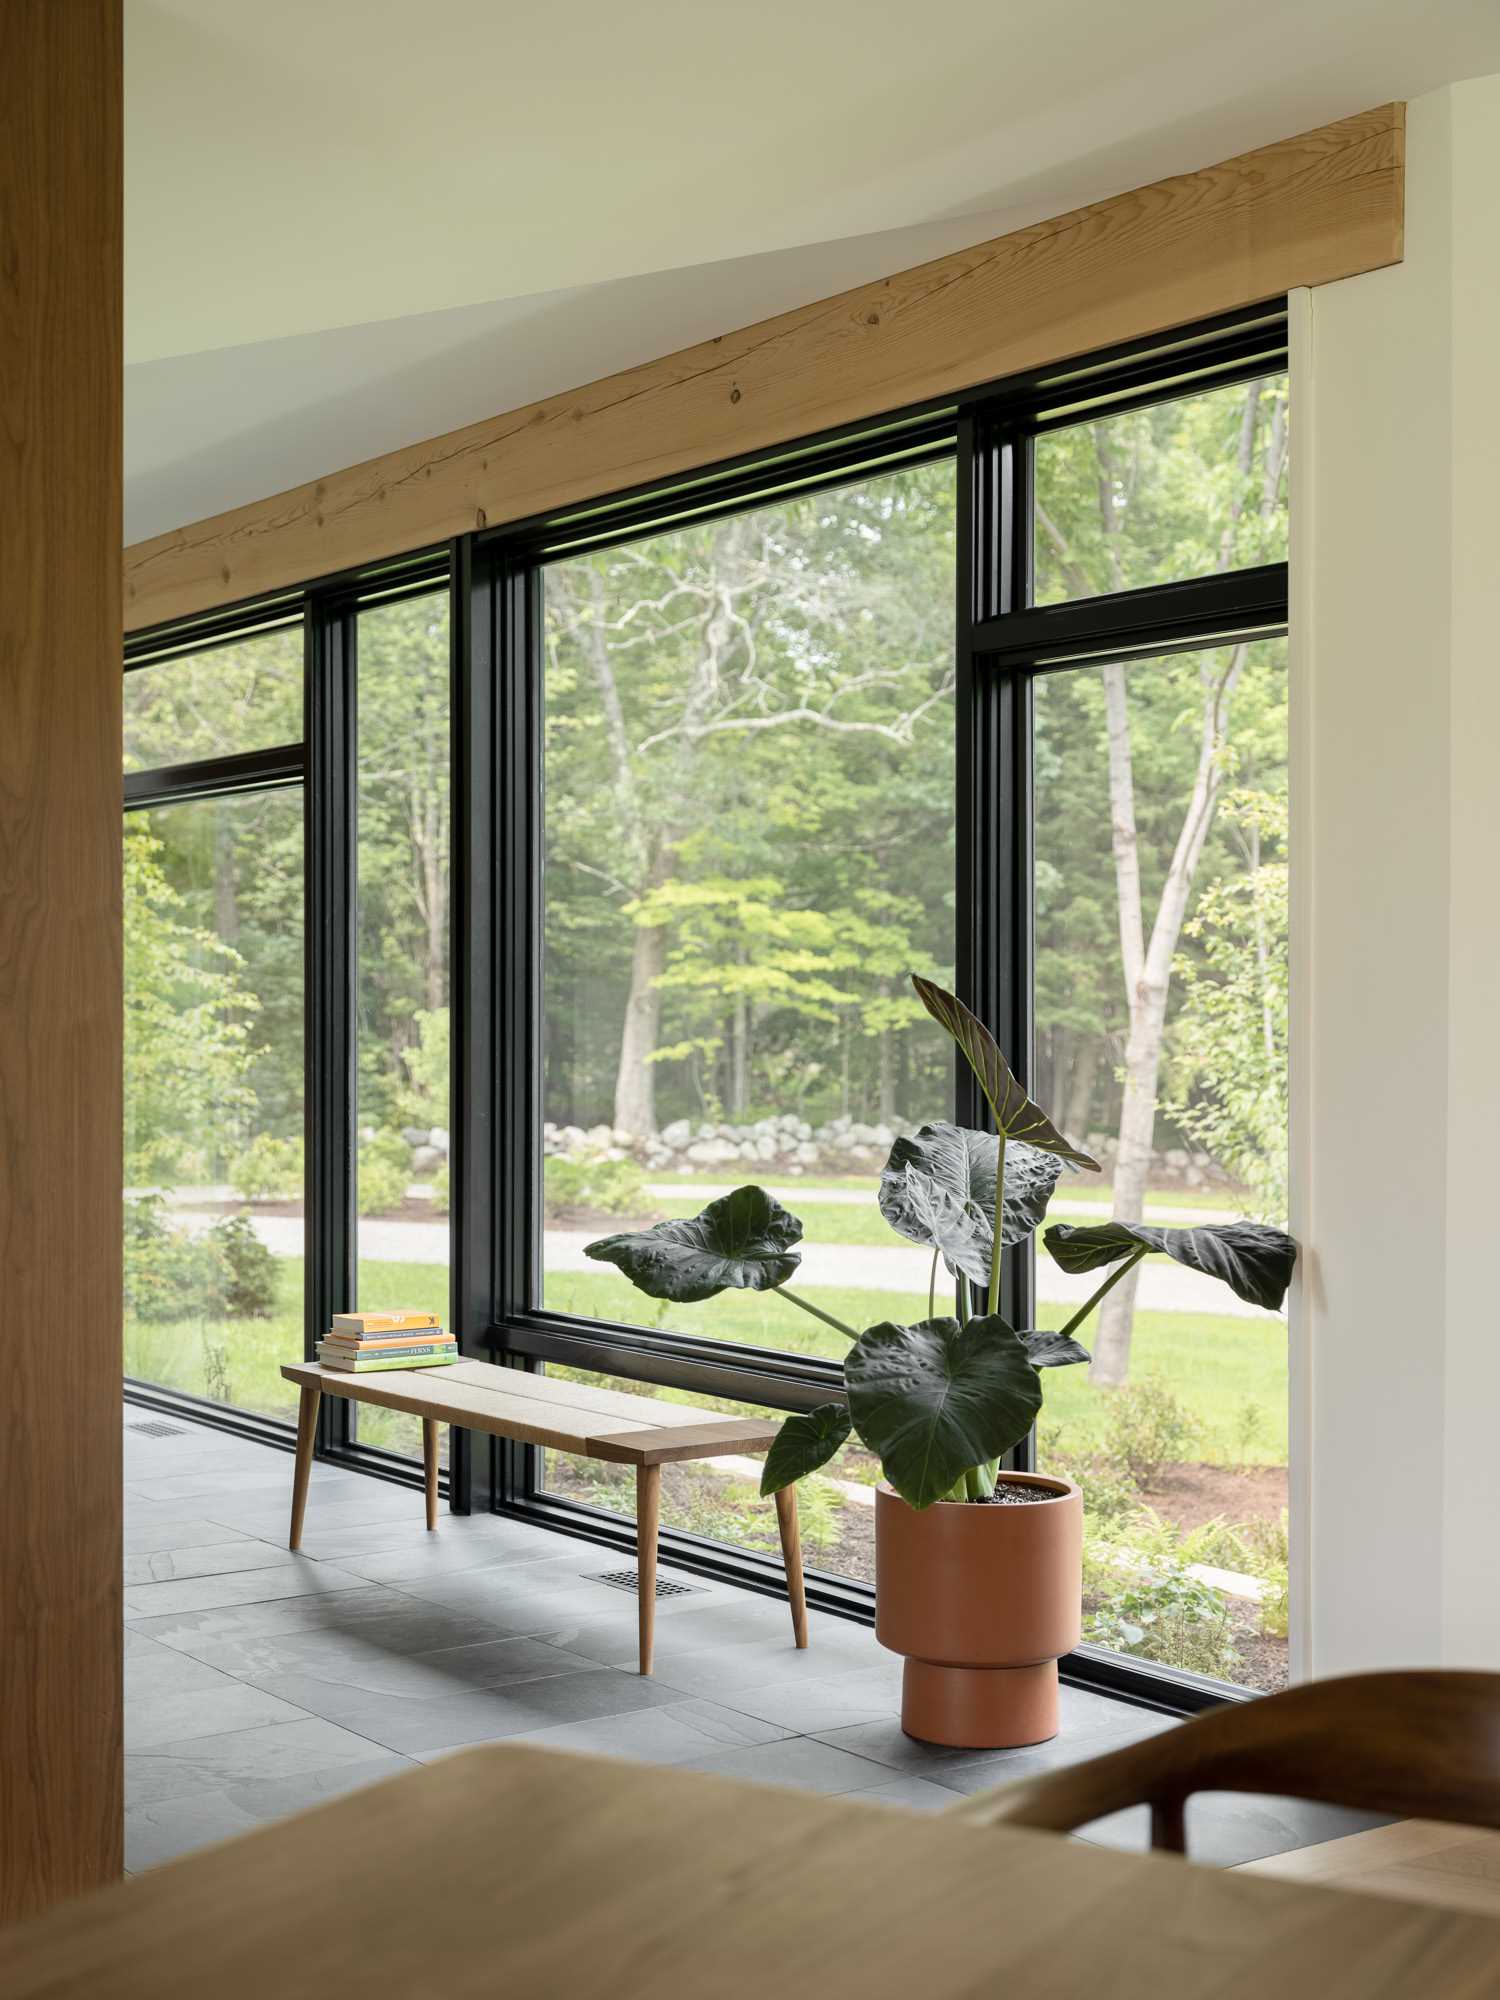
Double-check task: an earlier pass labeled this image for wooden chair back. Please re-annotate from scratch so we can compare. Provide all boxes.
[947,1672,1500,1854]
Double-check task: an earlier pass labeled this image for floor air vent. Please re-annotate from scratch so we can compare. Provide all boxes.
[592,1569,703,1601]
[127,1420,185,1438]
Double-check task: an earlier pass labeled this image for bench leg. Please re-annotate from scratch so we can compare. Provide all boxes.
[636,1462,661,1675]
[289,1385,321,1552]
[423,1419,440,1531]
[774,1485,809,1649]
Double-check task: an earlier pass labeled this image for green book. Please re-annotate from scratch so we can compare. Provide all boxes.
[319,1351,457,1373]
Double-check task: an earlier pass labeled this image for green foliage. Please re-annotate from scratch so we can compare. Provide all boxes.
[1100,1378,1200,1486]
[122,1197,277,1325]
[430,1164,450,1215]
[843,1314,1043,1510]
[123,820,255,1184]
[1165,791,1290,1223]
[229,1132,303,1202]
[1083,1552,1241,1681]
[543,1155,646,1219]
[585,1186,804,1303]
[1045,1216,1297,1311]
[401,1007,450,1126]
[210,1213,279,1319]
[358,1131,412,1217]
[760,1404,853,1496]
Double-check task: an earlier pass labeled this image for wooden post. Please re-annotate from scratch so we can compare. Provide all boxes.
[774,1487,810,1649]
[289,1387,321,1552]
[636,1464,662,1675]
[423,1419,440,1531]
[0,0,124,1918]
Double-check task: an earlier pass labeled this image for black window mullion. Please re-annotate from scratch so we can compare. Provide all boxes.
[450,537,501,1513]
[495,553,543,1509]
[305,596,357,1457]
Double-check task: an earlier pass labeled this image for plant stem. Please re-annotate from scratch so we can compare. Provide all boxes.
[1056,1248,1149,1341]
[927,1247,938,1323]
[988,1132,1007,1315]
[774,1286,859,1340]
[956,1272,970,1327]
[966,1461,996,1500]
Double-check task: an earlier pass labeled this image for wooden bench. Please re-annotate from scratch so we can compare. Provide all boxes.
[279,1359,808,1675]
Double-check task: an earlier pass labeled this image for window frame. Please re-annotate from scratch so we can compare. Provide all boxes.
[123,303,1289,1714]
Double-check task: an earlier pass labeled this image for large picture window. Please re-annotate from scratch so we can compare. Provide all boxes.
[122,309,1290,1711]
[540,462,956,1361]
[123,629,305,1423]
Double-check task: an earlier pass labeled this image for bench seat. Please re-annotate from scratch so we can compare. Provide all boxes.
[279,1360,808,1673]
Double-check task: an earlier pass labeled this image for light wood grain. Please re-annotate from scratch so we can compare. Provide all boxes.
[5,1745,1500,1999]
[423,1418,440,1531]
[0,0,124,1920]
[123,106,1403,632]
[775,1486,809,1649]
[636,1464,661,1676]
[1242,1822,1500,1919]
[279,1361,780,1463]
[951,1673,1500,1863]
[287,1385,320,1552]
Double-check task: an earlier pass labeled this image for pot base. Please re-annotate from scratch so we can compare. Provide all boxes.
[901,1657,1059,1750]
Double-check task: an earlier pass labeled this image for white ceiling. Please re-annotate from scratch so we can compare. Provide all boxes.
[125,0,1500,543]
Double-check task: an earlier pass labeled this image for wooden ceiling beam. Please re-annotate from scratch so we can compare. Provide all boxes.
[124,103,1403,632]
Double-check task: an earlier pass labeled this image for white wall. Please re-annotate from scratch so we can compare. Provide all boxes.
[1294,76,1500,1675]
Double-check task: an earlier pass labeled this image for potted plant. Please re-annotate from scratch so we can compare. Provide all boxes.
[585,975,1296,1749]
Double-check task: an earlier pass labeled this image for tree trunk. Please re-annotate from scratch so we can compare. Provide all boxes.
[730,983,749,1118]
[877,978,896,1123]
[614,912,664,1136]
[1065,1036,1100,1146]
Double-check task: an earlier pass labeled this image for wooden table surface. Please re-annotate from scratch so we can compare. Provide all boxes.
[6,1745,1500,1999]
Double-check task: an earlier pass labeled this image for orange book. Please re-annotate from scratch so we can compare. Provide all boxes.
[323,1331,454,1350]
[329,1310,441,1335]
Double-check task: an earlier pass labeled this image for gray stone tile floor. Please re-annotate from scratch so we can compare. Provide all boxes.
[122,1408,1381,1876]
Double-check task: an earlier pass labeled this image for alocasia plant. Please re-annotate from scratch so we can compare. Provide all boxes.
[586,976,1297,1510]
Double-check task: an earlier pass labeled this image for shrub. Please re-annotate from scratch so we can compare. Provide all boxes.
[229,1132,303,1203]
[359,1131,412,1216]
[543,1154,645,1220]
[1042,1432,1140,1529]
[1237,1511,1290,1638]
[1100,1378,1200,1486]
[206,1212,277,1319]
[1084,1552,1240,1680]
[123,1197,277,1323]
[430,1163,450,1214]
[123,1195,206,1323]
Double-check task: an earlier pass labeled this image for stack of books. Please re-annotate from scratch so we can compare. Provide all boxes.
[316,1310,458,1372]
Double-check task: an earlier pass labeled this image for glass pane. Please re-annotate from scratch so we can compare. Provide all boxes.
[352,592,452,1460]
[537,1365,878,1585]
[1033,374,1288,605]
[1032,639,1289,1691]
[124,626,302,772]
[541,461,956,1358]
[123,789,305,1419]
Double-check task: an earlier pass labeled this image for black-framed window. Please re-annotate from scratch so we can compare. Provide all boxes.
[123,625,307,1426]
[123,304,1289,1712]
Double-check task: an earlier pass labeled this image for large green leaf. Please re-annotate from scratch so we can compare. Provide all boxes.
[879,1121,1064,1281]
[911,977,1099,1172]
[844,1314,1043,1510]
[1018,1327,1092,1369]
[584,1185,803,1304]
[759,1404,852,1496]
[1044,1219,1297,1311]
[881,1163,992,1287]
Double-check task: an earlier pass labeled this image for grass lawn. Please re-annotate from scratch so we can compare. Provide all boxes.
[125,1250,1286,1470]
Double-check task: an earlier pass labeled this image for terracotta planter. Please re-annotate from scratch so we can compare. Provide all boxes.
[875,1474,1082,1749]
